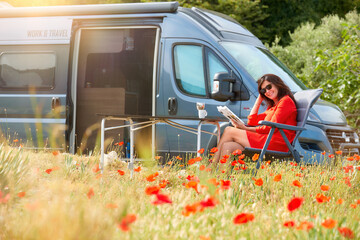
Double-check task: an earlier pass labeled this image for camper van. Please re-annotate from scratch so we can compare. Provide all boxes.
[0,2,359,162]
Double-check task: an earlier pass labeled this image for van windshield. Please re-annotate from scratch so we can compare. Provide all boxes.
[221,42,306,91]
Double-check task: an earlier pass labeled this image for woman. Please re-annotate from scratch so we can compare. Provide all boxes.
[212,74,297,163]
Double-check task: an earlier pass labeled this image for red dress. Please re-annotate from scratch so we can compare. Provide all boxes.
[246,95,297,152]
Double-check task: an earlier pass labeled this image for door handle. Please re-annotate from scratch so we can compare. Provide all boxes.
[51,97,61,111]
[168,97,177,115]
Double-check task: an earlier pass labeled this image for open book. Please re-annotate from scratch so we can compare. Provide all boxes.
[217,106,244,126]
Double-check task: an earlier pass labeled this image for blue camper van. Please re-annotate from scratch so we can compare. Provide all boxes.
[0,2,358,162]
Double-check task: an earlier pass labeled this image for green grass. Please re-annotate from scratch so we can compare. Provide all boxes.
[0,147,359,239]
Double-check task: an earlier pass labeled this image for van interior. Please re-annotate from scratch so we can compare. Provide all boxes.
[75,27,156,156]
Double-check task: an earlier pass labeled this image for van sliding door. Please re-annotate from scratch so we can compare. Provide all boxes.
[71,27,158,155]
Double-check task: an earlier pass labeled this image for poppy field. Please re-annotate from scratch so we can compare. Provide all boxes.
[0,145,359,239]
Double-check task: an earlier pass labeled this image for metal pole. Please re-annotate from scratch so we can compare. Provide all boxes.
[129,119,134,178]
[100,118,106,174]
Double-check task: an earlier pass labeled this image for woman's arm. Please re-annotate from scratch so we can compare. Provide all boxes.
[249,95,264,116]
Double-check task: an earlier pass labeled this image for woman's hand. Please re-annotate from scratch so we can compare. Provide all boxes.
[230,119,245,129]
[256,94,264,104]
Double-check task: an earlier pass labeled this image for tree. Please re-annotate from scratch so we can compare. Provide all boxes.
[270,11,360,128]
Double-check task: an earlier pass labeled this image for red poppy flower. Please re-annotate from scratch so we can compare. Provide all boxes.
[350,203,357,209]
[232,149,242,155]
[208,178,219,186]
[338,227,354,239]
[238,159,245,164]
[52,151,59,156]
[210,147,218,153]
[320,185,330,191]
[287,197,304,212]
[315,193,331,203]
[335,150,342,155]
[200,196,218,208]
[134,166,141,172]
[87,188,94,199]
[252,153,259,161]
[343,165,354,173]
[13,139,19,143]
[176,156,182,160]
[347,157,354,161]
[114,141,124,146]
[231,161,238,166]
[182,202,202,216]
[291,180,302,188]
[159,179,169,188]
[92,164,100,173]
[233,213,255,224]
[0,191,10,203]
[328,154,334,158]
[106,203,118,209]
[220,180,231,190]
[336,198,344,204]
[253,178,263,186]
[321,151,326,155]
[188,158,196,165]
[117,170,125,175]
[198,148,205,154]
[186,175,199,182]
[283,220,295,227]
[17,191,26,198]
[321,218,337,229]
[296,221,314,231]
[330,176,336,180]
[118,214,136,232]
[220,158,227,164]
[185,181,199,193]
[145,185,161,195]
[152,193,172,205]
[238,154,245,160]
[146,172,159,182]
[199,165,206,171]
[273,174,282,182]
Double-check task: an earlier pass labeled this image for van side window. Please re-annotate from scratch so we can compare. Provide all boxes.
[173,45,229,97]
[0,52,55,89]
[174,45,206,96]
[207,50,229,93]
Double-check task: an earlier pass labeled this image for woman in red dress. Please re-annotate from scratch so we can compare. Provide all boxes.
[212,74,297,163]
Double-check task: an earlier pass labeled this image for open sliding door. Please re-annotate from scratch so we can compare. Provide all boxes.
[70,26,159,156]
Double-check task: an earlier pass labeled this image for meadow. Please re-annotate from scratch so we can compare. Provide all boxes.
[0,144,359,240]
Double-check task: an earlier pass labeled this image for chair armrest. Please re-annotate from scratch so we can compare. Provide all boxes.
[258,120,306,131]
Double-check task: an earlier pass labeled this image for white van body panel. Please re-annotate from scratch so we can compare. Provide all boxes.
[0,17,72,45]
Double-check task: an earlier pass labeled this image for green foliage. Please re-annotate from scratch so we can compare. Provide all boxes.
[260,0,360,45]
[270,11,360,128]
[314,24,360,127]
[0,145,29,191]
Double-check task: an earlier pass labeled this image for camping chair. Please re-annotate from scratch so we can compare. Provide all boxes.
[244,89,323,173]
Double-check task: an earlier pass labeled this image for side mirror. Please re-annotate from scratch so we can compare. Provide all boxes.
[211,72,235,101]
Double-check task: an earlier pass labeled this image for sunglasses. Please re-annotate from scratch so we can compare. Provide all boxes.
[260,84,272,95]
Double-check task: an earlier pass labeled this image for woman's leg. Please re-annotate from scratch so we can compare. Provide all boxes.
[212,126,251,164]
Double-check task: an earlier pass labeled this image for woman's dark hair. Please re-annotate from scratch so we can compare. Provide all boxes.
[257,74,295,107]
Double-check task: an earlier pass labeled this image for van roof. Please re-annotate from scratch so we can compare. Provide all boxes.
[0,1,179,18]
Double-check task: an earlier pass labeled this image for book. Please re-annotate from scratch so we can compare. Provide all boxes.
[217,106,245,126]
